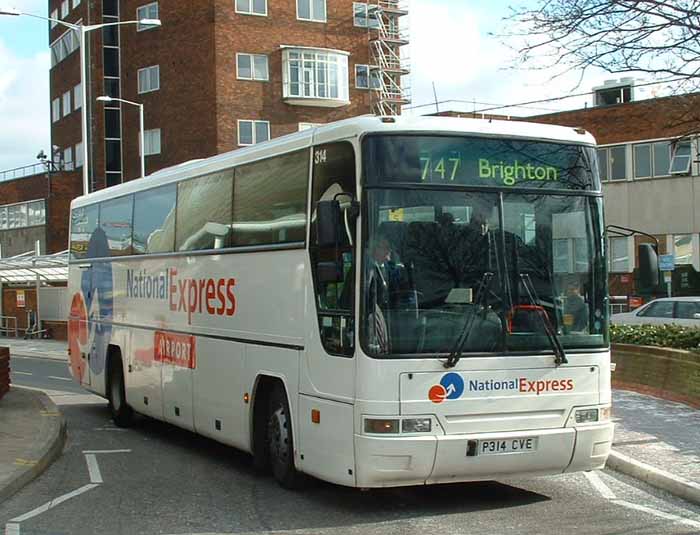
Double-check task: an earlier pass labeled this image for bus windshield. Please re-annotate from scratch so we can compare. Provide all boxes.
[361,136,607,358]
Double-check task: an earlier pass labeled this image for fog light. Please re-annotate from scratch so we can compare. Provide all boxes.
[364,418,399,434]
[599,406,612,421]
[575,408,599,424]
[401,418,431,433]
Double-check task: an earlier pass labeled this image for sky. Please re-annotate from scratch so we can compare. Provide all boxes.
[0,0,667,172]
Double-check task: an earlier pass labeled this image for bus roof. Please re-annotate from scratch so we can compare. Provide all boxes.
[71,115,597,209]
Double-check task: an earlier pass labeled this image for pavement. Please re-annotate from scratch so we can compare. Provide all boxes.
[0,386,66,503]
[0,338,699,511]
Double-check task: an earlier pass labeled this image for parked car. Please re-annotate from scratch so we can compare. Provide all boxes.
[611,297,700,327]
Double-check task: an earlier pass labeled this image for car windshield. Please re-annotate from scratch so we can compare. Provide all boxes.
[360,138,607,358]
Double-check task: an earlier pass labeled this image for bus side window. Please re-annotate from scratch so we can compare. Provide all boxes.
[310,142,357,357]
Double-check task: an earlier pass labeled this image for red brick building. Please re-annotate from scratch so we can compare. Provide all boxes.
[47,0,401,190]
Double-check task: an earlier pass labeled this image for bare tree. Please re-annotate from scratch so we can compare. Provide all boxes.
[502,0,700,90]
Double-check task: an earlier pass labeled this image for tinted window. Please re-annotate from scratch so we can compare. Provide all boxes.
[103,24,118,47]
[104,78,120,98]
[103,47,119,77]
[610,145,626,180]
[676,302,700,320]
[133,184,176,254]
[639,301,674,318]
[176,170,234,251]
[100,195,134,257]
[105,140,121,172]
[70,205,99,260]
[105,108,121,139]
[232,150,309,246]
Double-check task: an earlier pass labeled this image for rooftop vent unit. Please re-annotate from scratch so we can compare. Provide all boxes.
[593,78,635,107]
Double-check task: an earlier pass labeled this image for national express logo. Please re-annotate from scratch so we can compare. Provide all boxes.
[68,227,113,382]
[125,269,236,324]
[428,373,574,403]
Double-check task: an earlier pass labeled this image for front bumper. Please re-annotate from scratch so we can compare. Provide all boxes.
[354,422,614,488]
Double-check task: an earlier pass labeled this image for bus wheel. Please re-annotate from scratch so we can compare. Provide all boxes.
[267,386,302,489]
[108,355,134,428]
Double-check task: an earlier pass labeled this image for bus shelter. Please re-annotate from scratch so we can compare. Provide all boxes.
[0,250,68,339]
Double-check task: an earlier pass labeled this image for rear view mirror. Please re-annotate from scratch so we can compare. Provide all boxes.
[317,200,341,248]
[638,244,659,289]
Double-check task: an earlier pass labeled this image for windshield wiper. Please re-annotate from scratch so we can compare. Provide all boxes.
[518,273,568,366]
[443,272,494,369]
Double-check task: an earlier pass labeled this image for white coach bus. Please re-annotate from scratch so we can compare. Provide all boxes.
[68,116,613,489]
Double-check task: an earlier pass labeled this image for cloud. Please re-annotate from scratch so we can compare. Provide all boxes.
[406,1,624,117]
[0,37,50,174]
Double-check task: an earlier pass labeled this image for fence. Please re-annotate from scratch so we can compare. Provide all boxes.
[0,163,47,182]
[0,316,18,338]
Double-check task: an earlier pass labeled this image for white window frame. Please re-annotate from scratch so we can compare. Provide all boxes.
[237,120,270,146]
[52,98,61,123]
[235,0,268,16]
[670,139,693,175]
[137,64,160,93]
[63,147,74,171]
[61,0,69,18]
[62,90,71,117]
[75,142,84,168]
[140,129,162,156]
[136,2,159,31]
[50,27,80,67]
[355,64,380,89]
[297,0,326,22]
[74,83,82,109]
[353,2,379,28]
[236,53,269,81]
[283,48,350,103]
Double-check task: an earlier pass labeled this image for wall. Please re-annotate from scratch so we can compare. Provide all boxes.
[612,343,700,408]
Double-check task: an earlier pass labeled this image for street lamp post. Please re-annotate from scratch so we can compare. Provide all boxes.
[97,96,145,179]
[0,7,160,195]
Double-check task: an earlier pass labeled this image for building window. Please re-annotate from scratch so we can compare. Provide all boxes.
[136,2,159,31]
[50,28,80,67]
[609,237,629,272]
[238,120,270,146]
[61,0,69,18]
[62,91,71,117]
[653,141,671,176]
[297,0,326,22]
[355,64,380,89]
[74,83,82,109]
[0,201,45,230]
[75,142,84,168]
[283,49,349,103]
[63,147,74,171]
[674,234,693,265]
[236,0,267,16]
[633,144,651,179]
[353,2,379,28]
[72,0,81,8]
[236,53,269,81]
[137,65,160,93]
[50,10,58,28]
[670,140,693,175]
[52,98,60,123]
[140,129,161,155]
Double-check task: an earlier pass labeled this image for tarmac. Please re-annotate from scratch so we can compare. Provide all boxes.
[0,338,699,506]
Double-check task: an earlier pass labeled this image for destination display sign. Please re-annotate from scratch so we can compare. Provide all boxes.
[364,135,600,191]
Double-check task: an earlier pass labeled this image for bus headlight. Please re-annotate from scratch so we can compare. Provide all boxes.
[401,418,432,433]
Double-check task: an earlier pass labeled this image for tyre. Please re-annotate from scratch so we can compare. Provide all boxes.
[108,355,134,428]
[266,386,303,489]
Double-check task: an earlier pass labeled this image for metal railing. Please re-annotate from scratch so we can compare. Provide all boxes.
[0,163,46,182]
[0,316,18,338]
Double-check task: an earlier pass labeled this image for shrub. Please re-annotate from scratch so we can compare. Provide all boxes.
[610,324,700,352]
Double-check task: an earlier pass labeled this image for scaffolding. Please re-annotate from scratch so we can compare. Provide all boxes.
[367,0,410,116]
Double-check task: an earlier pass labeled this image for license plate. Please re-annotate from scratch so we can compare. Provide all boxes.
[477,437,538,456]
